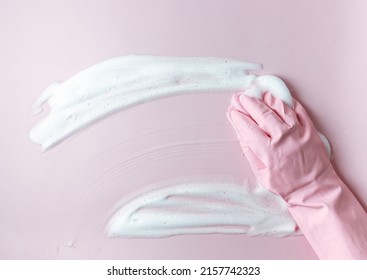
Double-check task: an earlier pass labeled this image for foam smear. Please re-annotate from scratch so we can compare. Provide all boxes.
[29,55,331,239]
[107,181,300,238]
[29,55,295,150]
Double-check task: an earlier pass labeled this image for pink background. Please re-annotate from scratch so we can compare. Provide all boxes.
[1,0,367,259]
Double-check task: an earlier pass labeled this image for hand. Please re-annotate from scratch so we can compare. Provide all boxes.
[228,91,367,259]
[227,92,332,200]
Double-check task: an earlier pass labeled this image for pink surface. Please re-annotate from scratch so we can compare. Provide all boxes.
[1,0,367,259]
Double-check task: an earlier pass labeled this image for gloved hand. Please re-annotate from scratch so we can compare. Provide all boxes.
[228,92,367,259]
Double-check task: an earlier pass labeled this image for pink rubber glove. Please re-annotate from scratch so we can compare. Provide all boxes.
[228,92,367,259]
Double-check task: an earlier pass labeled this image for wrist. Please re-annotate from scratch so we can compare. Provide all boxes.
[282,163,344,206]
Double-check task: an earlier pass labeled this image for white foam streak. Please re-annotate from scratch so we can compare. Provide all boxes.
[29,55,332,240]
[107,181,300,238]
[29,55,293,150]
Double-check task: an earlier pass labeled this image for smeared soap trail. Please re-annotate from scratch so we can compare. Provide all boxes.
[29,55,331,241]
[29,55,294,150]
[107,181,300,238]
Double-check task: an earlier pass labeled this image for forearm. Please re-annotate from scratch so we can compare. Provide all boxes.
[285,168,367,259]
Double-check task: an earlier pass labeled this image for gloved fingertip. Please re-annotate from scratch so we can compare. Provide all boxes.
[229,109,252,131]
[228,109,256,133]
[226,106,235,123]
[292,97,313,127]
[262,91,275,104]
[231,92,245,111]
[238,92,248,106]
[228,108,241,120]
[227,108,240,126]
[230,92,252,116]
[239,92,261,108]
[227,109,247,140]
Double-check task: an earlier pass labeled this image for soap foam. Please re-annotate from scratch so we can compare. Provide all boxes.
[29,55,331,240]
[29,55,293,150]
[107,180,300,238]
